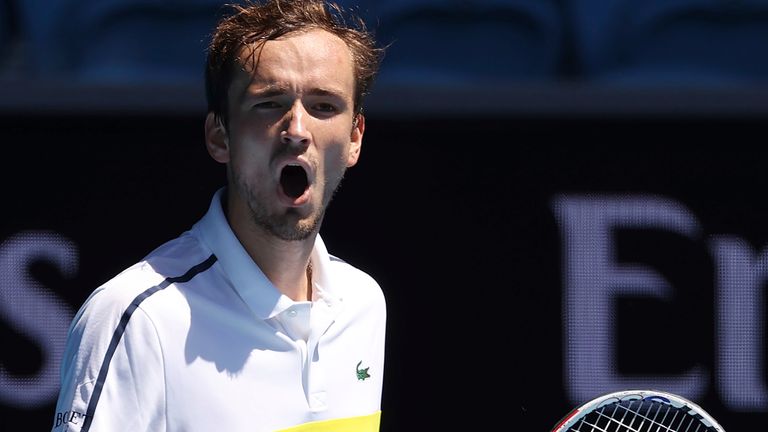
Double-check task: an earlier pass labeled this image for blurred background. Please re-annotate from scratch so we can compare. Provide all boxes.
[2,0,768,430]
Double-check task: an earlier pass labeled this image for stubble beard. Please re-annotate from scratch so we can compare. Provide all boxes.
[234,171,344,242]
[253,206,321,241]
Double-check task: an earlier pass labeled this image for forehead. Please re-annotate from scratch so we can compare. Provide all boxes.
[230,29,356,99]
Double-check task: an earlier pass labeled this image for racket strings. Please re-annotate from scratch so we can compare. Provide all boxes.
[568,399,713,432]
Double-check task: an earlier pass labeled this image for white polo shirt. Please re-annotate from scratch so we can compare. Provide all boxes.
[52,188,386,432]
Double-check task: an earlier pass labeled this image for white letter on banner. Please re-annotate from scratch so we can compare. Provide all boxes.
[552,194,707,405]
[0,231,77,408]
[710,236,768,411]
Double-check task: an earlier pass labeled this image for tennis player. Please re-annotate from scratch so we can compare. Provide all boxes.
[51,1,386,430]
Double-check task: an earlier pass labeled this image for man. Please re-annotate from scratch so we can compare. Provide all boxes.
[51,1,386,430]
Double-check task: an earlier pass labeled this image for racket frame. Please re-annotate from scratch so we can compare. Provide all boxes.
[551,389,725,432]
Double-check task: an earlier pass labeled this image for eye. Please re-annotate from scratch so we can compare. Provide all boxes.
[312,102,337,113]
[253,101,281,110]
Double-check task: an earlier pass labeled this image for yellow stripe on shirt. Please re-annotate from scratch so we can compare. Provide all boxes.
[275,411,381,432]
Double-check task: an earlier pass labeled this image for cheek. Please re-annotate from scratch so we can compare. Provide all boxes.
[228,138,271,178]
[322,141,351,172]
[229,114,278,147]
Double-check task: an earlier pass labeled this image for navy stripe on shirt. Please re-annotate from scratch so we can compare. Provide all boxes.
[81,254,218,432]
[329,254,346,263]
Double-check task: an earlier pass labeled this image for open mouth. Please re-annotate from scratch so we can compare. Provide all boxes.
[280,164,309,199]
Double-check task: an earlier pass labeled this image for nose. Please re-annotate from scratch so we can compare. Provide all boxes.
[280,101,311,149]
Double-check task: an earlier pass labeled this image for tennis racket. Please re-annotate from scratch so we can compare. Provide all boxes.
[551,389,726,432]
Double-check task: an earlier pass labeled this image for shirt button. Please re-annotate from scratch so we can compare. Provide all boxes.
[287,309,297,317]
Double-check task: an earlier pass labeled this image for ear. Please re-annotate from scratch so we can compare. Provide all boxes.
[205,112,230,163]
[347,113,364,167]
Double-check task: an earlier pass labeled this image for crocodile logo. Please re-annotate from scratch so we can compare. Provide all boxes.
[356,360,370,381]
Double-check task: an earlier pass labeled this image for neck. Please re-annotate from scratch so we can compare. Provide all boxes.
[223,190,317,301]
[247,231,315,301]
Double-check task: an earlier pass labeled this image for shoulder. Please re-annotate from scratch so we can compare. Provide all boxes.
[325,254,385,305]
[73,232,215,330]
[328,254,378,285]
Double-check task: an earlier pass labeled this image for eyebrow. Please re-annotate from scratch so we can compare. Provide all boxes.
[306,88,346,98]
[246,84,347,99]
[246,84,290,98]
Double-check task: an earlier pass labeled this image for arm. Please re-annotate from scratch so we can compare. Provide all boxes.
[52,291,166,432]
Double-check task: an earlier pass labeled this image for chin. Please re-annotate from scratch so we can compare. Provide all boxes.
[262,210,322,241]
[270,223,317,242]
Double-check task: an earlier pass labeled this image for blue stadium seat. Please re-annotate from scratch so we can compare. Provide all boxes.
[568,0,768,85]
[14,0,565,87]
[13,0,70,78]
[0,1,9,72]
[18,0,237,84]
[364,0,564,86]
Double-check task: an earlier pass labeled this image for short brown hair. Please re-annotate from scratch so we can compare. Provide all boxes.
[205,0,383,126]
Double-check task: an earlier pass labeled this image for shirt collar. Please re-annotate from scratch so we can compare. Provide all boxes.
[191,187,338,320]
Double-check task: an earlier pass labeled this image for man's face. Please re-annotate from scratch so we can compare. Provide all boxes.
[206,29,363,241]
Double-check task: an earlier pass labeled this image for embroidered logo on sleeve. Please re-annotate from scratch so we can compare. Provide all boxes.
[355,360,370,381]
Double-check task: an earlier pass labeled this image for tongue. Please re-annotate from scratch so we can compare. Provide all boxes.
[280,165,308,199]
